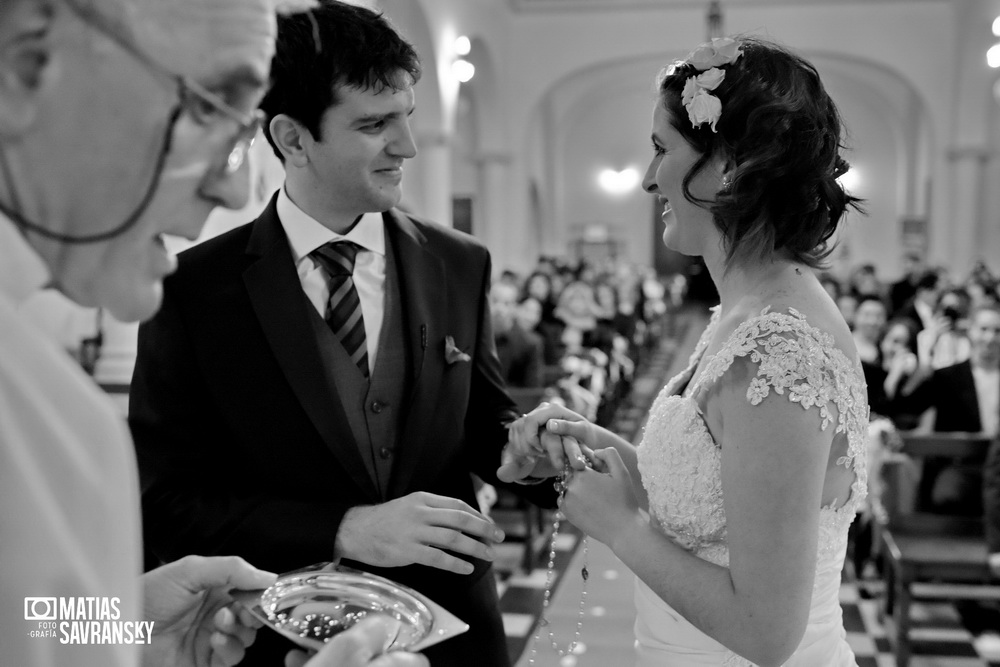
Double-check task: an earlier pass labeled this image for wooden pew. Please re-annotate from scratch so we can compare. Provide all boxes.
[875,432,998,667]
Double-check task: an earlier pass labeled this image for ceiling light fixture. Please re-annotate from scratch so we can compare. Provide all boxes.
[452,35,475,83]
[598,167,640,195]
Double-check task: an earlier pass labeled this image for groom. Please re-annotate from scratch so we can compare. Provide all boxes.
[129,2,553,666]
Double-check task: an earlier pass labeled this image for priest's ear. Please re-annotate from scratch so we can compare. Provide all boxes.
[0,0,57,137]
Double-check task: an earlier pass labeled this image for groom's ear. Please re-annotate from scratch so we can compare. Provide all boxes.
[0,0,58,138]
[269,114,311,168]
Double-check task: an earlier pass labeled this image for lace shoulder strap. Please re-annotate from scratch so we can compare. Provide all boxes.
[688,306,870,509]
[689,306,868,437]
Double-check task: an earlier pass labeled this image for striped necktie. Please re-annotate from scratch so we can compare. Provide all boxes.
[311,241,369,378]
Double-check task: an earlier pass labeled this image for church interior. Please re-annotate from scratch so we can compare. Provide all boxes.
[18,1,1000,665]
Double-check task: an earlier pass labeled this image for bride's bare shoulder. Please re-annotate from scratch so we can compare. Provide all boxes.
[732,279,855,355]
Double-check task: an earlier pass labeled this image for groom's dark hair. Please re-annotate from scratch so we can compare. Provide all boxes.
[260,0,422,162]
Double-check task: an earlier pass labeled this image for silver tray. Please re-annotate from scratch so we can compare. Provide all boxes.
[232,562,469,653]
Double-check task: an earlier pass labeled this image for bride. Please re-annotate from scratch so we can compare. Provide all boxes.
[500,36,868,667]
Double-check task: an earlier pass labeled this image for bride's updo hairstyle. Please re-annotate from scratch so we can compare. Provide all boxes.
[657,36,864,269]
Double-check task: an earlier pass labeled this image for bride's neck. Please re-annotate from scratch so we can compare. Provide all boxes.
[704,245,807,312]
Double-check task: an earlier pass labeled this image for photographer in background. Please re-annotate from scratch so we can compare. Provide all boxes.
[915,287,972,370]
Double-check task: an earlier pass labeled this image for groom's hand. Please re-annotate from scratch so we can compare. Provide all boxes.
[335,492,505,574]
[498,403,594,483]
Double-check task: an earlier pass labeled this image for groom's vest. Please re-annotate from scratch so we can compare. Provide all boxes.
[306,237,410,500]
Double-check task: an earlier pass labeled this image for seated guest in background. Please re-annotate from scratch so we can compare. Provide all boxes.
[849,263,884,301]
[969,259,995,288]
[889,252,927,316]
[551,267,573,300]
[553,328,602,421]
[0,1,421,666]
[594,279,636,345]
[523,270,563,363]
[639,267,670,319]
[515,296,544,333]
[880,317,920,431]
[862,317,920,424]
[523,269,557,320]
[836,291,859,330]
[491,281,544,388]
[853,296,888,365]
[498,269,520,287]
[554,279,602,345]
[895,269,942,332]
[915,286,972,370]
[967,278,1000,311]
[895,303,1000,514]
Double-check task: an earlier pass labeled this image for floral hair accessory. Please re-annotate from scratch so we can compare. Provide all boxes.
[680,37,743,133]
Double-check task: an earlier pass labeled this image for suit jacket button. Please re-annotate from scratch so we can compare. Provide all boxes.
[379,447,392,460]
[371,400,385,414]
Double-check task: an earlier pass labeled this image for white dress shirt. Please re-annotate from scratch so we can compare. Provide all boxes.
[972,365,1000,436]
[0,216,141,667]
[277,187,386,372]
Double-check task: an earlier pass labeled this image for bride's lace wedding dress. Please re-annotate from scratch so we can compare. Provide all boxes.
[634,306,869,666]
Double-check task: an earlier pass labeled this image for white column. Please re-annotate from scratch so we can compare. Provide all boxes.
[412,130,453,227]
[540,96,566,259]
[940,0,995,270]
[475,151,520,269]
[944,146,991,270]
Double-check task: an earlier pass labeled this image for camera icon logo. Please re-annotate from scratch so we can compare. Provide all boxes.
[24,598,57,621]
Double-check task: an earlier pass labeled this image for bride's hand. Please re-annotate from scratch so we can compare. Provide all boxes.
[562,447,641,547]
[498,402,595,483]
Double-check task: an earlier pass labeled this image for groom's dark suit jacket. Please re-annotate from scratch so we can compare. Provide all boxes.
[129,194,553,667]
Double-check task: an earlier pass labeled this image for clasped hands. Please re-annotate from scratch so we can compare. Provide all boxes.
[497,402,641,548]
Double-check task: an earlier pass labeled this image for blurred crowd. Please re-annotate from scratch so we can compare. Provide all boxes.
[822,254,1000,580]
[821,254,999,431]
[489,256,681,426]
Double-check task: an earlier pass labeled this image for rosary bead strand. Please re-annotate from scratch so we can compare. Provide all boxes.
[527,465,589,664]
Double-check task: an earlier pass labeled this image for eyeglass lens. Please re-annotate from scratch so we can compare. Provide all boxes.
[223,114,263,175]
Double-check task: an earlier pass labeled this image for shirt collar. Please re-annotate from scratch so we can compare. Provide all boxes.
[277,186,386,263]
[0,212,51,306]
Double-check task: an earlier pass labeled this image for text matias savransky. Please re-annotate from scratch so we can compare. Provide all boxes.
[24,596,154,645]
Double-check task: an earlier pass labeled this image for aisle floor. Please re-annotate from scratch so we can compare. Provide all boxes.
[496,532,1000,666]
[492,306,1000,666]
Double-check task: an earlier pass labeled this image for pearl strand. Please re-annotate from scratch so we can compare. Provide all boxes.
[527,466,589,664]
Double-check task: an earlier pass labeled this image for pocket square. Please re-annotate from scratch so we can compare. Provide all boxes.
[444,335,471,364]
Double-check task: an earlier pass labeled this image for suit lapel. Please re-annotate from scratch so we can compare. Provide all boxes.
[383,210,447,494]
[243,196,379,501]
